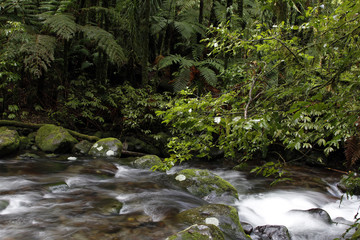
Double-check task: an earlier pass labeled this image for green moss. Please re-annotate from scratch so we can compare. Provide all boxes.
[167,224,225,240]
[176,169,239,200]
[89,138,123,157]
[0,129,20,156]
[176,204,250,240]
[133,155,164,170]
[35,124,78,153]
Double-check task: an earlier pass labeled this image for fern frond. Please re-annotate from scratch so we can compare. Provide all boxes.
[21,34,56,78]
[151,16,168,35]
[173,68,191,92]
[191,44,205,61]
[345,136,360,169]
[81,25,126,66]
[158,54,185,69]
[174,21,205,41]
[198,66,217,87]
[43,14,77,40]
[200,58,225,72]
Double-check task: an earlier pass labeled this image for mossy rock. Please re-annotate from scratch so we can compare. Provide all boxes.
[133,155,163,170]
[73,140,93,155]
[0,200,9,211]
[35,124,78,153]
[177,204,251,240]
[253,225,291,240]
[19,136,33,150]
[166,224,225,240]
[94,198,123,215]
[0,128,20,156]
[174,169,239,202]
[89,138,123,157]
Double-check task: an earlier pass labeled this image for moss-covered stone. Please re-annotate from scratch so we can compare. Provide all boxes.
[0,128,20,156]
[89,138,123,157]
[94,198,123,215]
[177,204,251,240]
[166,224,225,240]
[73,140,93,155]
[174,169,239,202]
[35,124,78,153]
[133,155,163,170]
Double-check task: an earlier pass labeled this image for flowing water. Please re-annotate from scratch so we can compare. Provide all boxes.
[0,154,358,240]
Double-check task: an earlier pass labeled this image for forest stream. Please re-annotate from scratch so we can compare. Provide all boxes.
[0,154,358,240]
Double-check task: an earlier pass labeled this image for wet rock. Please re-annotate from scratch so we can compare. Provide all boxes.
[177,204,251,240]
[252,225,291,240]
[166,224,225,240]
[35,124,78,153]
[19,136,32,150]
[289,208,332,224]
[241,222,254,235]
[133,155,163,170]
[89,138,122,158]
[18,152,41,160]
[174,169,239,203]
[0,127,20,156]
[73,140,93,155]
[94,198,123,215]
[0,200,9,211]
[333,217,353,226]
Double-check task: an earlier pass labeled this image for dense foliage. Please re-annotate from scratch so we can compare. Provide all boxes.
[1,0,360,237]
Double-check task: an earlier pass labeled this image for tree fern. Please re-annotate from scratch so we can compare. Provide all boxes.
[43,14,77,40]
[81,25,126,66]
[21,34,56,78]
[198,66,217,86]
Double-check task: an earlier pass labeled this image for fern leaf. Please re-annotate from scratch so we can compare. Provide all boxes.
[198,66,217,87]
[345,136,360,169]
[158,54,184,69]
[174,21,205,41]
[21,34,56,78]
[43,14,77,40]
[173,68,191,92]
[200,58,225,72]
[81,25,126,66]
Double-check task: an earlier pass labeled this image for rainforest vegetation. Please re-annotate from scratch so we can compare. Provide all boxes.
[1,0,360,237]
[1,0,360,174]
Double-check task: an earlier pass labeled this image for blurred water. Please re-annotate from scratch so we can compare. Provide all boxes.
[0,156,358,239]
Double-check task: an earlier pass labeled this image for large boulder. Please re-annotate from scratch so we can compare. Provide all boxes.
[174,169,239,203]
[0,127,20,156]
[252,225,291,240]
[35,124,78,153]
[166,224,225,240]
[177,204,251,240]
[133,155,163,170]
[89,138,123,157]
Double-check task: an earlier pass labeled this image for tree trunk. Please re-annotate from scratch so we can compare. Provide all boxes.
[141,0,151,87]
[197,0,204,43]
[210,0,219,27]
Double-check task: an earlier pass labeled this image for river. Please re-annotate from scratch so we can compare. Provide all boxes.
[0,154,358,239]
